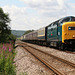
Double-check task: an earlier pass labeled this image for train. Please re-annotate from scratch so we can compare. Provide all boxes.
[21,16,75,50]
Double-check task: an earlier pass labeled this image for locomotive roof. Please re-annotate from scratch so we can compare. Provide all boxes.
[47,16,75,27]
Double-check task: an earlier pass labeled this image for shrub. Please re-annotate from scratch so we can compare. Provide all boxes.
[0,43,16,75]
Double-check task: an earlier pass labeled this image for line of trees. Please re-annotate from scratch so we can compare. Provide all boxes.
[0,8,16,43]
[24,30,34,35]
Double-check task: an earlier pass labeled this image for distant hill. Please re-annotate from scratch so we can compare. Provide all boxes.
[11,30,25,38]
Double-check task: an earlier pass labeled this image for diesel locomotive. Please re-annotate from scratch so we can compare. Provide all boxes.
[21,16,75,50]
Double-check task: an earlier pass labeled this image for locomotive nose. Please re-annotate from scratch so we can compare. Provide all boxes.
[62,22,75,43]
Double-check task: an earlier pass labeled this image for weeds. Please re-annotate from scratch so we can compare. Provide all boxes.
[0,42,16,75]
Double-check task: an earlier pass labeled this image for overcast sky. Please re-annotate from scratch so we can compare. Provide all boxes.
[0,0,75,30]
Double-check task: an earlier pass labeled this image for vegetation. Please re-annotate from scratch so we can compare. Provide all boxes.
[8,34,16,42]
[0,7,12,43]
[0,42,16,75]
[24,30,34,35]
[0,7,16,75]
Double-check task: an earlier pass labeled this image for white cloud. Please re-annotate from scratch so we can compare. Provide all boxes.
[20,0,65,10]
[67,3,75,16]
[20,0,68,17]
[2,5,53,30]
[56,0,64,9]
[2,5,29,30]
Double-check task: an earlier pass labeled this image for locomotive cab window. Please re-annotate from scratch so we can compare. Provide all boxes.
[47,21,57,40]
[61,17,70,24]
[59,17,71,26]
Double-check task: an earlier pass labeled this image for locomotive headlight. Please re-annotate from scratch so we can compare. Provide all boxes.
[73,35,75,38]
[68,27,71,30]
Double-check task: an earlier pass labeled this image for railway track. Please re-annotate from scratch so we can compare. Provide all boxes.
[16,41,75,54]
[17,41,75,75]
[41,45,75,54]
[18,43,63,75]
[56,48,75,54]
[20,42,75,68]
[63,51,75,54]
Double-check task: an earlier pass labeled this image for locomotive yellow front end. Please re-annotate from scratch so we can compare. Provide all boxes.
[62,22,75,46]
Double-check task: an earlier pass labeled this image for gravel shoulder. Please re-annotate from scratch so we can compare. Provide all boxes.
[14,46,53,75]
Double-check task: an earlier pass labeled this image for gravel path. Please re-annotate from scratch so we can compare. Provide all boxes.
[25,42,75,64]
[14,46,53,75]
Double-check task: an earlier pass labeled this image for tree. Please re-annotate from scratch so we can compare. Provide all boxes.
[24,30,34,35]
[0,8,11,42]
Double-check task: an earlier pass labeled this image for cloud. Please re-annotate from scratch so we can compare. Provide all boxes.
[20,0,65,9]
[2,5,29,30]
[67,3,75,16]
[56,0,64,9]
[2,5,53,30]
[2,0,75,30]
[70,3,75,8]
[20,0,68,17]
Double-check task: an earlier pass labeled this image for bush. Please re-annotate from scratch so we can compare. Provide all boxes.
[0,43,16,75]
